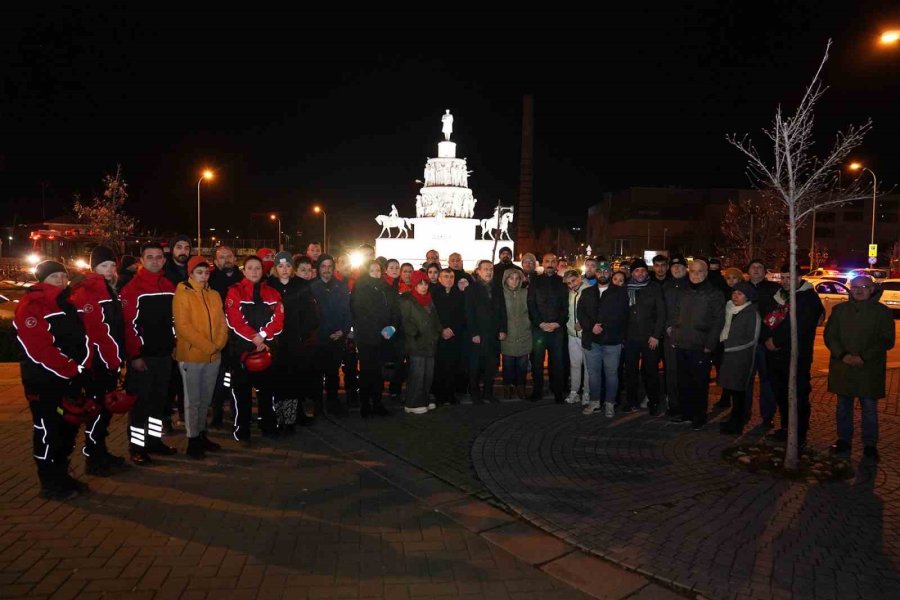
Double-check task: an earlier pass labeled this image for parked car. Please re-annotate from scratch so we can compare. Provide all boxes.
[806,268,844,279]
[846,268,888,283]
[878,279,900,315]
[813,280,850,322]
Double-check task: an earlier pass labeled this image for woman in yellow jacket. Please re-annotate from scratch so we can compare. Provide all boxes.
[173,256,228,458]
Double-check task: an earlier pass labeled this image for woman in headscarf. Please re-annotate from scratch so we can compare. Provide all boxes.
[398,271,442,414]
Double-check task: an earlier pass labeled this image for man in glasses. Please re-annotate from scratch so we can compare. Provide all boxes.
[824,275,895,462]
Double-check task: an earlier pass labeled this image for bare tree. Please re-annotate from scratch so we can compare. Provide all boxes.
[73,165,137,254]
[727,40,873,471]
[718,194,787,268]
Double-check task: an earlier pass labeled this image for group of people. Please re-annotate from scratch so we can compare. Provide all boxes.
[16,236,895,501]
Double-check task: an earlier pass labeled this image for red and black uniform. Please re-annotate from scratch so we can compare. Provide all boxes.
[224,277,284,440]
[15,283,91,489]
[70,274,125,461]
[120,268,176,454]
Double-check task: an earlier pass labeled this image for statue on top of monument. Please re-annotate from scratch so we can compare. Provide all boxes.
[390,204,399,219]
[441,109,453,141]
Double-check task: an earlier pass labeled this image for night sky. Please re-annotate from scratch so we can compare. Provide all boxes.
[2,2,899,251]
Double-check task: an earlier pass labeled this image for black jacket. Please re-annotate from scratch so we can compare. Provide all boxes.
[662,275,690,328]
[350,274,398,347]
[465,280,507,352]
[210,267,245,305]
[451,269,474,287]
[164,259,189,288]
[527,274,568,327]
[433,285,466,335]
[625,280,666,341]
[577,284,629,349]
[492,260,522,291]
[760,284,824,361]
[267,276,319,355]
[670,279,726,351]
[749,278,782,318]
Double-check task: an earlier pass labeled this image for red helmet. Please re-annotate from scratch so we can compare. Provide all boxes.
[104,389,137,414]
[61,396,102,425]
[242,350,273,373]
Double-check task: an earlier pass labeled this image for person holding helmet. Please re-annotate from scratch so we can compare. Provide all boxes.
[70,245,127,476]
[16,260,91,499]
[224,255,284,443]
[174,256,228,458]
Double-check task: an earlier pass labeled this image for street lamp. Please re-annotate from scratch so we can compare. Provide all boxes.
[269,214,282,251]
[313,205,327,253]
[880,30,900,45]
[849,162,878,245]
[197,169,214,254]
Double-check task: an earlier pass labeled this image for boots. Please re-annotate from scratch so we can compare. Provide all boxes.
[56,462,88,494]
[85,453,113,477]
[372,394,391,416]
[38,468,79,501]
[199,431,221,451]
[186,437,206,459]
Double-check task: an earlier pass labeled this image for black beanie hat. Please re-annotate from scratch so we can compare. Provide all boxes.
[317,254,335,270]
[499,246,512,255]
[90,245,117,270]
[169,234,192,251]
[630,258,649,272]
[35,260,67,282]
[733,281,759,303]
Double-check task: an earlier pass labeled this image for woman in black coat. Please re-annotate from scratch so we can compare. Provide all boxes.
[350,261,398,417]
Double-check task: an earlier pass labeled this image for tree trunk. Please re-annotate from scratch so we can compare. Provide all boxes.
[785,206,800,471]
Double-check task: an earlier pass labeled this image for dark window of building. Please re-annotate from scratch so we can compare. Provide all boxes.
[816,212,836,223]
[843,211,863,222]
[815,226,835,238]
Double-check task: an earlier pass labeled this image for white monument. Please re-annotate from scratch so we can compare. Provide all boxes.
[375,110,514,269]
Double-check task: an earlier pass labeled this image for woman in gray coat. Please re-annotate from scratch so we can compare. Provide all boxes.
[718,282,761,434]
[501,269,532,399]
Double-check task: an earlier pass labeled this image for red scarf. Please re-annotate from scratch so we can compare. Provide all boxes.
[410,271,432,307]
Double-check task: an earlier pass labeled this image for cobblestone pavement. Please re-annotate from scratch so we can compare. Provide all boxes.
[0,366,602,600]
[330,368,900,600]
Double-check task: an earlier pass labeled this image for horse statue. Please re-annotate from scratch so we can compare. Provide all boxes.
[479,211,514,240]
[375,214,412,238]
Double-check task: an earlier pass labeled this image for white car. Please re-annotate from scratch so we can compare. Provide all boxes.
[879,279,900,313]
[812,280,850,321]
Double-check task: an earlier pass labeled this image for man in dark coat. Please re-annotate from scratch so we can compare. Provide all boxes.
[527,253,569,403]
[433,268,467,405]
[745,258,782,426]
[209,245,245,428]
[761,264,824,446]
[669,259,726,429]
[310,254,355,416]
[824,275,896,461]
[623,259,666,414]
[492,246,521,291]
[662,254,690,415]
[465,260,507,403]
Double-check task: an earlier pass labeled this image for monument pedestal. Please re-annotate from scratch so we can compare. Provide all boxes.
[376,218,513,270]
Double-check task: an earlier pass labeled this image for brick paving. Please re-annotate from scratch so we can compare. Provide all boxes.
[0,365,600,600]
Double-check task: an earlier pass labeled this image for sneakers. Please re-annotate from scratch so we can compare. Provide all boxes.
[863,446,879,461]
[604,402,615,418]
[582,401,600,415]
[640,397,649,409]
[581,393,590,406]
[404,406,428,415]
[565,392,580,404]
[427,402,436,411]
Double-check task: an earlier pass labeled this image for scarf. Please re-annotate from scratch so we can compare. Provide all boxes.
[410,271,432,307]
[773,280,812,306]
[626,277,650,306]
[720,300,752,341]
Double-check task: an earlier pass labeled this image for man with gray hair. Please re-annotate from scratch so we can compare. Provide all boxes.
[825,275,895,461]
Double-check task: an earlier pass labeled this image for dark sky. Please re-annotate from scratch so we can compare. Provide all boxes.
[2,2,899,250]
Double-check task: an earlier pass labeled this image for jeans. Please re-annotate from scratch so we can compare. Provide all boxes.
[748,342,777,421]
[567,335,590,396]
[180,360,220,438]
[585,343,622,403]
[837,396,878,446]
[676,348,712,425]
[502,354,529,386]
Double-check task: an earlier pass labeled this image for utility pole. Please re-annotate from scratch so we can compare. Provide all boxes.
[748,213,754,262]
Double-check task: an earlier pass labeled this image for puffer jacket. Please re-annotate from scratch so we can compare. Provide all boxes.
[173,279,228,363]
[224,277,284,359]
[399,295,442,357]
[70,273,124,371]
[120,267,176,359]
[501,268,532,356]
[670,279,726,351]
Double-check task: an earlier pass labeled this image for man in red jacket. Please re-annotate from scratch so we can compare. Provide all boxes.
[16,260,91,499]
[120,243,177,464]
[70,246,127,475]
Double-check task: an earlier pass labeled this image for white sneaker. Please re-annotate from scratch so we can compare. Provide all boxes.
[581,393,590,406]
[604,402,615,418]
[582,401,600,415]
[427,402,436,411]
[640,397,649,409]
[404,406,428,415]
[565,391,580,404]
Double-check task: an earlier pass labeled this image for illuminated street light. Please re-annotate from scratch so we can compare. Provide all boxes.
[848,162,878,245]
[197,169,214,254]
[313,205,327,253]
[269,214,283,251]
[881,30,900,45]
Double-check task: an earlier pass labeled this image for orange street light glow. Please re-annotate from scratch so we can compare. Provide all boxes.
[202,169,214,180]
[849,162,862,171]
[269,214,277,221]
[881,31,900,44]
[313,206,322,214]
